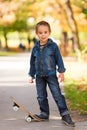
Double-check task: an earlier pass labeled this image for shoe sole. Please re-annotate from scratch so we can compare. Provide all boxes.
[34,115,49,121]
[62,120,75,127]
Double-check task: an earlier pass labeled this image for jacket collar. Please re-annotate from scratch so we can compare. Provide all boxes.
[35,38,53,48]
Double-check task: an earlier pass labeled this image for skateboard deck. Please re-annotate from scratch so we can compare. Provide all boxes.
[10,96,43,122]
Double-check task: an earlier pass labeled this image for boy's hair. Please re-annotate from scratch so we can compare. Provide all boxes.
[35,21,51,33]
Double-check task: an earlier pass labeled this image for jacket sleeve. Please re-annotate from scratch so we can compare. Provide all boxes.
[28,48,36,78]
[55,45,66,73]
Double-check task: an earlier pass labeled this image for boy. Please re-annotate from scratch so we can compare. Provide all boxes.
[28,21,75,127]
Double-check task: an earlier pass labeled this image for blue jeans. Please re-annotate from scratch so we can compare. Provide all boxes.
[36,75,69,116]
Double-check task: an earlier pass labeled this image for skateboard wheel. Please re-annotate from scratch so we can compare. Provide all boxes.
[13,106,19,111]
[25,116,32,122]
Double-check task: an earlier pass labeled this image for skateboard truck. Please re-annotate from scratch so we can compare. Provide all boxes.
[13,103,19,111]
[25,115,33,122]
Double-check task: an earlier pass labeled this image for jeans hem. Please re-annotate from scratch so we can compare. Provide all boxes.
[61,111,70,116]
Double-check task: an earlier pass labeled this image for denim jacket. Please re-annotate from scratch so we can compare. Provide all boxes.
[29,38,66,78]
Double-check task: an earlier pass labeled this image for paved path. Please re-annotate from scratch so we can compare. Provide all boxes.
[0,52,87,130]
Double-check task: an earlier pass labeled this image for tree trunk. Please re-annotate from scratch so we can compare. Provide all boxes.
[60,32,68,56]
[65,0,81,50]
[4,32,9,51]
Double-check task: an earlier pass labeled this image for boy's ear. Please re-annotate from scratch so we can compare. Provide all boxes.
[35,31,38,35]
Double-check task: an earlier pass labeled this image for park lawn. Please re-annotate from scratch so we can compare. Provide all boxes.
[0,51,18,56]
[64,78,87,114]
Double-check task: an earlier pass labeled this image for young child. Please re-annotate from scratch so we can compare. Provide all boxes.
[28,21,75,127]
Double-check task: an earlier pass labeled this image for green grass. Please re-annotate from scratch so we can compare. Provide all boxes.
[0,51,18,56]
[64,78,87,114]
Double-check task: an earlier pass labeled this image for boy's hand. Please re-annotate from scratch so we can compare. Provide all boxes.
[58,73,64,82]
[29,76,33,83]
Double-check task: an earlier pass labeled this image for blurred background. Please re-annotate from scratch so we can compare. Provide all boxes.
[0,0,87,115]
[0,0,87,56]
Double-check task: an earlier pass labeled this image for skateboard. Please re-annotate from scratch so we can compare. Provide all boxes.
[10,96,43,122]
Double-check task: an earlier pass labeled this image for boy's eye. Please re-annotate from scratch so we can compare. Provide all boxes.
[44,31,47,34]
[39,32,42,34]
[38,32,42,34]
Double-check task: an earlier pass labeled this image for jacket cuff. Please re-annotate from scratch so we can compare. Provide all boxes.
[57,68,66,73]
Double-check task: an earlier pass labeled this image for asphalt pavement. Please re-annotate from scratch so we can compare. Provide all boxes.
[0,52,87,130]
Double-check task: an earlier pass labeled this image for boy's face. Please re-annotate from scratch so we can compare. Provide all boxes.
[36,25,51,44]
